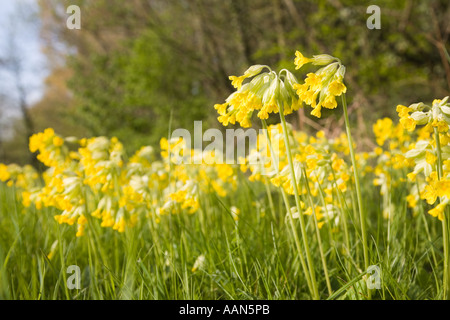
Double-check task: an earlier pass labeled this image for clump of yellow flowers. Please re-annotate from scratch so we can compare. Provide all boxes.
[214,65,301,127]
[397,97,450,220]
[293,52,347,118]
[0,130,238,237]
[213,52,347,127]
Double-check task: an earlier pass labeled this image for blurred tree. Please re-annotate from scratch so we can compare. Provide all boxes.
[0,1,42,165]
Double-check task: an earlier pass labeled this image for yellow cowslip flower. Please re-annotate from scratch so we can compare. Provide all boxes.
[21,191,31,207]
[295,52,336,70]
[406,194,417,208]
[328,80,347,96]
[322,95,337,110]
[53,136,64,147]
[436,181,450,198]
[421,184,438,205]
[0,164,10,182]
[373,118,393,146]
[425,152,437,165]
[79,136,125,190]
[302,206,328,229]
[217,90,258,127]
[396,105,410,117]
[428,201,448,221]
[399,116,416,132]
[432,119,449,133]
[441,133,450,146]
[270,158,304,195]
[306,157,318,171]
[303,207,314,216]
[332,157,344,172]
[112,216,126,233]
[294,51,312,69]
[76,215,88,237]
[229,75,246,89]
[417,124,432,140]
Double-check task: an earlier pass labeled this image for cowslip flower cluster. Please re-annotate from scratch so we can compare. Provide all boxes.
[0,163,38,189]
[397,98,450,220]
[29,128,69,167]
[0,129,238,236]
[241,123,289,182]
[370,118,416,218]
[397,97,450,133]
[214,65,301,127]
[239,122,353,231]
[1,123,360,237]
[157,137,237,216]
[293,52,347,118]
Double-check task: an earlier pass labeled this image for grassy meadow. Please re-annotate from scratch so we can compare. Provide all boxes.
[0,50,449,300]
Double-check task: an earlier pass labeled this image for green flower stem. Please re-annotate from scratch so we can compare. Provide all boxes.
[434,127,449,300]
[329,165,352,273]
[341,94,370,281]
[263,176,277,222]
[302,168,333,296]
[259,155,277,222]
[315,174,336,246]
[261,120,316,299]
[277,113,320,299]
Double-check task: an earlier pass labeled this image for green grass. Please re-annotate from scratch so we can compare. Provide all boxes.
[0,171,445,300]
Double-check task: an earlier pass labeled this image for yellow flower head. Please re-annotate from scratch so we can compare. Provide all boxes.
[294,51,312,70]
[428,202,447,221]
[0,164,11,182]
[373,118,393,146]
[294,53,346,118]
[328,80,347,96]
[215,65,301,127]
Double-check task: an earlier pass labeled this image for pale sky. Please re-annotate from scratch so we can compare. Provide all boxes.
[0,0,48,125]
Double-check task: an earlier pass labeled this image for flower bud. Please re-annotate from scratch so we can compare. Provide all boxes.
[243,65,266,78]
[311,54,336,66]
[410,111,429,125]
[408,102,426,112]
